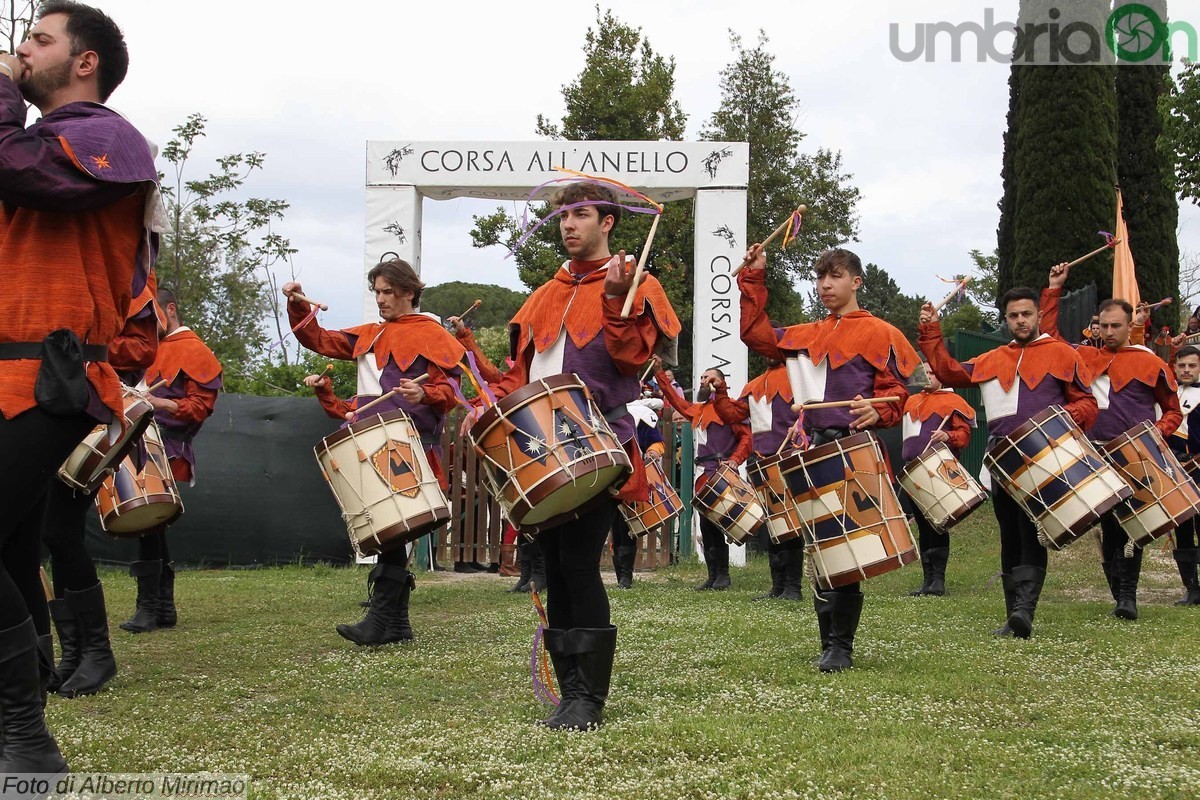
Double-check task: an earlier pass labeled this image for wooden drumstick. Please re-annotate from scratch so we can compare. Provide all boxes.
[318,363,335,380]
[458,300,482,321]
[289,291,329,311]
[146,379,168,393]
[40,567,53,602]
[731,205,807,277]
[1137,297,1172,312]
[1065,239,1121,270]
[620,210,663,319]
[774,425,797,457]
[348,374,430,419]
[639,360,657,383]
[791,395,900,412]
[932,277,971,313]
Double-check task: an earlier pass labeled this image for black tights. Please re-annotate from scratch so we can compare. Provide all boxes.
[0,409,93,632]
[42,479,101,596]
[379,546,411,568]
[1100,513,1136,561]
[137,525,171,562]
[992,485,1048,573]
[538,502,616,630]
[699,517,729,559]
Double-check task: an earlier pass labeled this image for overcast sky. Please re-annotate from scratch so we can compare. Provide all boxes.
[86,0,1200,331]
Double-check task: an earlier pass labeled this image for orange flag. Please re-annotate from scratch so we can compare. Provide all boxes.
[1112,188,1141,308]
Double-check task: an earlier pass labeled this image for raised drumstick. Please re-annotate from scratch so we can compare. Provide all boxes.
[621,210,663,319]
[732,205,808,277]
[1065,239,1121,270]
[791,395,900,412]
[458,300,482,321]
[932,277,971,313]
[639,360,657,383]
[289,291,329,311]
[347,374,429,420]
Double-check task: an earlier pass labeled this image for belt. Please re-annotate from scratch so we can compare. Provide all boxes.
[603,404,629,423]
[0,342,108,362]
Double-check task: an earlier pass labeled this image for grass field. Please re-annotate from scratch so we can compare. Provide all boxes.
[45,505,1200,799]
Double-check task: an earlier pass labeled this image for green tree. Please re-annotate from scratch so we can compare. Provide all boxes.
[1162,60,1200,207]
[997,1,1119,297]
[807,262,922,341]
[420,282,529,328]
[1116,0,1179,330]
[159,113,297,385]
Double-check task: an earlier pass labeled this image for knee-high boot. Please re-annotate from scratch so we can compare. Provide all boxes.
[711,544,731,591]
[540,628,582,726]
[120,560,161,633]
[1007,566,1046,639]
[47,598,79,692]
[544,626,617,731]
[158,561,177,628]
[923,547,948,596]
[1113,547,1143,621]
[816,591,864,673]
[695,548,717,591]
[754,550,785,600]
[58,582,117,697]
[336,564,415,645]
[779,548,803,601]
[993,572,1016,637]
[509,539,533,593]
[1174,548,1200,606]
[0,618,68,774]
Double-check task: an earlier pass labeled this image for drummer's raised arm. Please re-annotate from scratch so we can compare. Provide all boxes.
[736,267,789,362]
[654,367,698,423]
[916,313,976,390]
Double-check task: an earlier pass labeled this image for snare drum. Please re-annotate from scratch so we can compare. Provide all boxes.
[1101,421,1200,546]
[746,453,804,544]
[779,432,915,589]
[619,456,681,536]
[95,420,184,535]
[315,409,451,557]
[692,462,766,545]
[984,406,1131,550]
[58,386,155,493]
[898,443,987,533]
[469,374,631,532]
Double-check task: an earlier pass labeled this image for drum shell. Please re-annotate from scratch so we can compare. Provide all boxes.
[619,456,681,537]
[898,443,986,533]
[315,410,451,556]
[1101,421,1200,547]
[984,405,1131,550]
[95,420,184,536]
[58,388,155,493]
[469,374,630,533]
[746,453,804,543]
[779,431,916,589]
[691,462,766,545]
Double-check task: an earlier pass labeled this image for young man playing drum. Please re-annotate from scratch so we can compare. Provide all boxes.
[1169,345,1200,606]
[1041,264,1181,620]
[919,288,1097,639]
[0,1,161,772]
[285,259,465,646]
[900,369,976,597]
[715,358,805,601]
[654,362,752,591]
[121,287,222,633]
[485,183,680,730]
[739,246,919,672]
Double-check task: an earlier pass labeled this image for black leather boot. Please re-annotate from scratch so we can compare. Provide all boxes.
[1113,547,1143,621]
[615,540,636,590]
[540,627,583,726]
[58,582,118,697]
[1174,548,1200,606]
[910,549,934,596]
[120,560,161,633]
[924,547,948,597]
[813,590,833,666]
[817,591,864,673]
[779,548,803,601]
[992,572,1016,637]
[47,598,78,693]
[336,564,415,645]
[36,634,57,707]
[158,561,177,628]
[544,626,617,731]
[753,549,785,600]
[695,548,717,591]
[509,540,533,593]
[1007,566,1046,639]
[0,618,68,774]
[529,547,547,594]
[711,544,731,591]
[1101,560,1119,603]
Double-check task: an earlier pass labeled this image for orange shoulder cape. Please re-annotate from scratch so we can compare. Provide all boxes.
[695,400,726,431]
[904,389,976,423]
[777,311,919,379]
[1077,345,1176,393]
[343,314,466,371]
[969,335,1088,392]
[511,262,681,354]
[739,364,793,403]
[148,329,222,385]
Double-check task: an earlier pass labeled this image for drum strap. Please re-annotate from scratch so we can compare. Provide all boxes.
[0,342,108,361]
[603,404,628,423]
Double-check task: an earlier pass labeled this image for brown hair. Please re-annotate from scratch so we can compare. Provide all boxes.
[1098,298,1134,322]
[554,183,621,230]
[813,248,863,279]
[367,258,425,306]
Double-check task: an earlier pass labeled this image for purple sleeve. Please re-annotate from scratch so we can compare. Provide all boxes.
[0,81,138,211]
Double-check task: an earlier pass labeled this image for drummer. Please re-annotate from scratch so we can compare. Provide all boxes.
[900,367,976,597]
[739,246,919,673]
[714,356,805,601]
[919,288,1097,639]
[484,182,680,731]
[284,259,465,646]
[653,360,752,592]
[1041,263,1181,620]
[1168,345,1200,606]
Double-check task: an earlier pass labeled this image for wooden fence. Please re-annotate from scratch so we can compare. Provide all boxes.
[412,409,694,572]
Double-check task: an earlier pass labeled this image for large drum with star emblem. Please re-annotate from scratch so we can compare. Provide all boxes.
[469,374,631,533]
[314,409,451,557]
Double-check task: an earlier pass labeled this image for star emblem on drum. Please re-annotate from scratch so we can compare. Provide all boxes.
[554,410,595,460]
[525,437,545,455]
